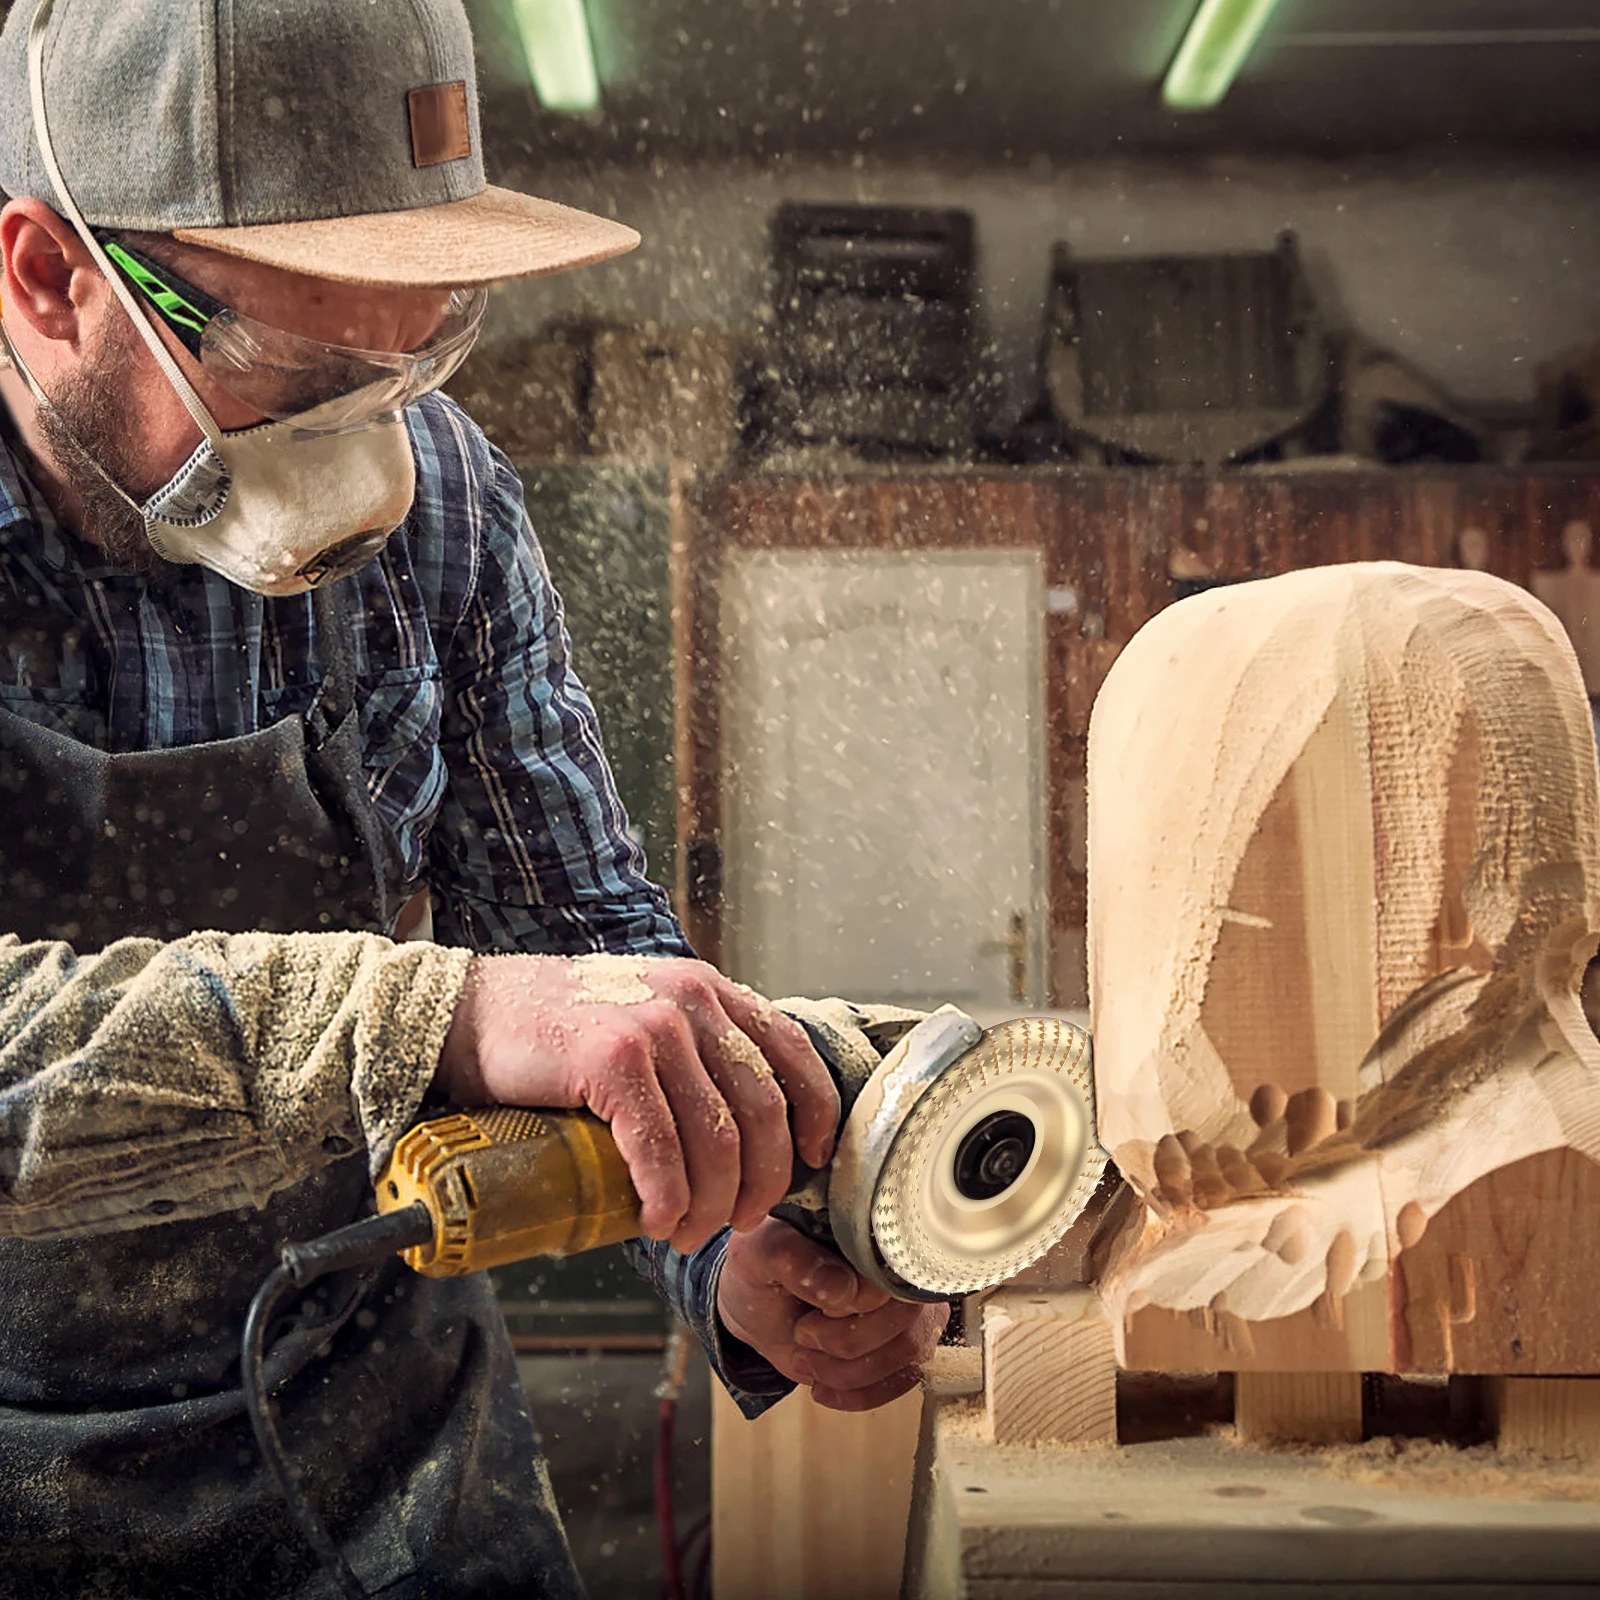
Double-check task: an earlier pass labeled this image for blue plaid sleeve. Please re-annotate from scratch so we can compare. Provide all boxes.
[624,1232,796,1418]
[404,400,787,1402]
[416,405,691,959]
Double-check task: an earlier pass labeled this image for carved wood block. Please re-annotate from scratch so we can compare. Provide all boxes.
[1087,562,1600,1376]
[1120,1280,1391,1374]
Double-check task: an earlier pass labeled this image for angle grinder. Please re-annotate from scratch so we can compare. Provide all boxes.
[243,1002,1105,1600]
[371,1002,1106,1299]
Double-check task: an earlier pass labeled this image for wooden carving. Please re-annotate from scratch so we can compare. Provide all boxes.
[1087,561,1600,1375]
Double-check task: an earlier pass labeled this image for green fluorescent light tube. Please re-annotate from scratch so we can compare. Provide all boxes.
[1163,0,1285,110]
[513,0,601,114]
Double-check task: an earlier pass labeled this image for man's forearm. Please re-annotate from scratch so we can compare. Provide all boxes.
[0,930,469,1238]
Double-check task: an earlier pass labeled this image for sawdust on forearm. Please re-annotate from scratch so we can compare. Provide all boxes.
[0,929,471,1239]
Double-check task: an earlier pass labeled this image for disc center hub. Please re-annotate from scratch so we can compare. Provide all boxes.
[952,1110,1037,1200]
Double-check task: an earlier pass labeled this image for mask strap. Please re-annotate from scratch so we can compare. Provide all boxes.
[25,0,224,454]
[0,314,163,522]
[0,317,49,407]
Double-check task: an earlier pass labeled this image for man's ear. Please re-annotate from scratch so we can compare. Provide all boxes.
[1,198,95,346]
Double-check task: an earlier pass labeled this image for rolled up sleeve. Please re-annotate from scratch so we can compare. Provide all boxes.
[0,929,470,1239]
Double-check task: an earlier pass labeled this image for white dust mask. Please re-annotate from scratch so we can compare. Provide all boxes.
[1,313,419,596]
[138,404,417,595]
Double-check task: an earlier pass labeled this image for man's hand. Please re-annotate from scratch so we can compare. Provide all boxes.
[435,954,839,1255]
[718,1218,950,1411]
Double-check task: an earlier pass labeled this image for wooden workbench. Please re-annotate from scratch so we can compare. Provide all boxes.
[903,1350,1600,1599]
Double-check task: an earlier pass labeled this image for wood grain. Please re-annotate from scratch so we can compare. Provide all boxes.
[1395,1149,1600,1375]
[1488,1377,1600,1461]
[983,1290,1117,1446]
[711,1381,922,1600]
[1235,1372,1363,1445]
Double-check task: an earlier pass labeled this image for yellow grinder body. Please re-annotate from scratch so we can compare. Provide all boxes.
[371,1009,1104,1299]
[377,1106,641,1276]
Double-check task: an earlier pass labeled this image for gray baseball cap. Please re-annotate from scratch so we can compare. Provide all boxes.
[0,0,639,287]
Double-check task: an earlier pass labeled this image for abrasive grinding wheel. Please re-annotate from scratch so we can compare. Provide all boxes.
[827,1008,1108,1299]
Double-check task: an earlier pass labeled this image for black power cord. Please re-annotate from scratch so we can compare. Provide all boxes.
[241,1204,434,1600]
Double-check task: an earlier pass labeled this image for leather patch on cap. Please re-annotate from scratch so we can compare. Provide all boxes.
[408,81,472,168]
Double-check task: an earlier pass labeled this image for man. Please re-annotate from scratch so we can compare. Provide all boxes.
[0,1,946,1595]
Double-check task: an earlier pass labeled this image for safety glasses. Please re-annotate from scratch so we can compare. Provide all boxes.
[96,234,487,433]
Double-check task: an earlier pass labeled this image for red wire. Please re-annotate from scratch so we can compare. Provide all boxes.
[655,1395,687,1600]
[683,1511,713,1600]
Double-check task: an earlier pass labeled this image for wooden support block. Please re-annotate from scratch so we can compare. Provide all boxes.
[983,1289,1117,1446]
[1235,1371,1363,1445]
[711,1379,922,1600]
[1489,1377,1600,1460]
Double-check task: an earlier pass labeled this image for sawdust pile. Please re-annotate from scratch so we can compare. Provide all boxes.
[938,1396,989,1442]
[1232,1431,1600,1503]
[939,1398,1117,1463]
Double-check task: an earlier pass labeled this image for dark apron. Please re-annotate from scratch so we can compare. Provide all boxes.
[0,577,582,1599]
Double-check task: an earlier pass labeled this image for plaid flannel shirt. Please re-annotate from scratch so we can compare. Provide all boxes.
[0,390,789,1415]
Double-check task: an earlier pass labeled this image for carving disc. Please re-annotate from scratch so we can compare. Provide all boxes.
[869,1017,1107,1295]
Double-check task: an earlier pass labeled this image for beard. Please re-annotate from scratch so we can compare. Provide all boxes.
[33,318,168,579]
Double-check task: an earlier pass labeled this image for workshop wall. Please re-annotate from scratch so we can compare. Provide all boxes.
[484,152,1600,416]
[456,149,1600,1013]
[680,467,1600,1008]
